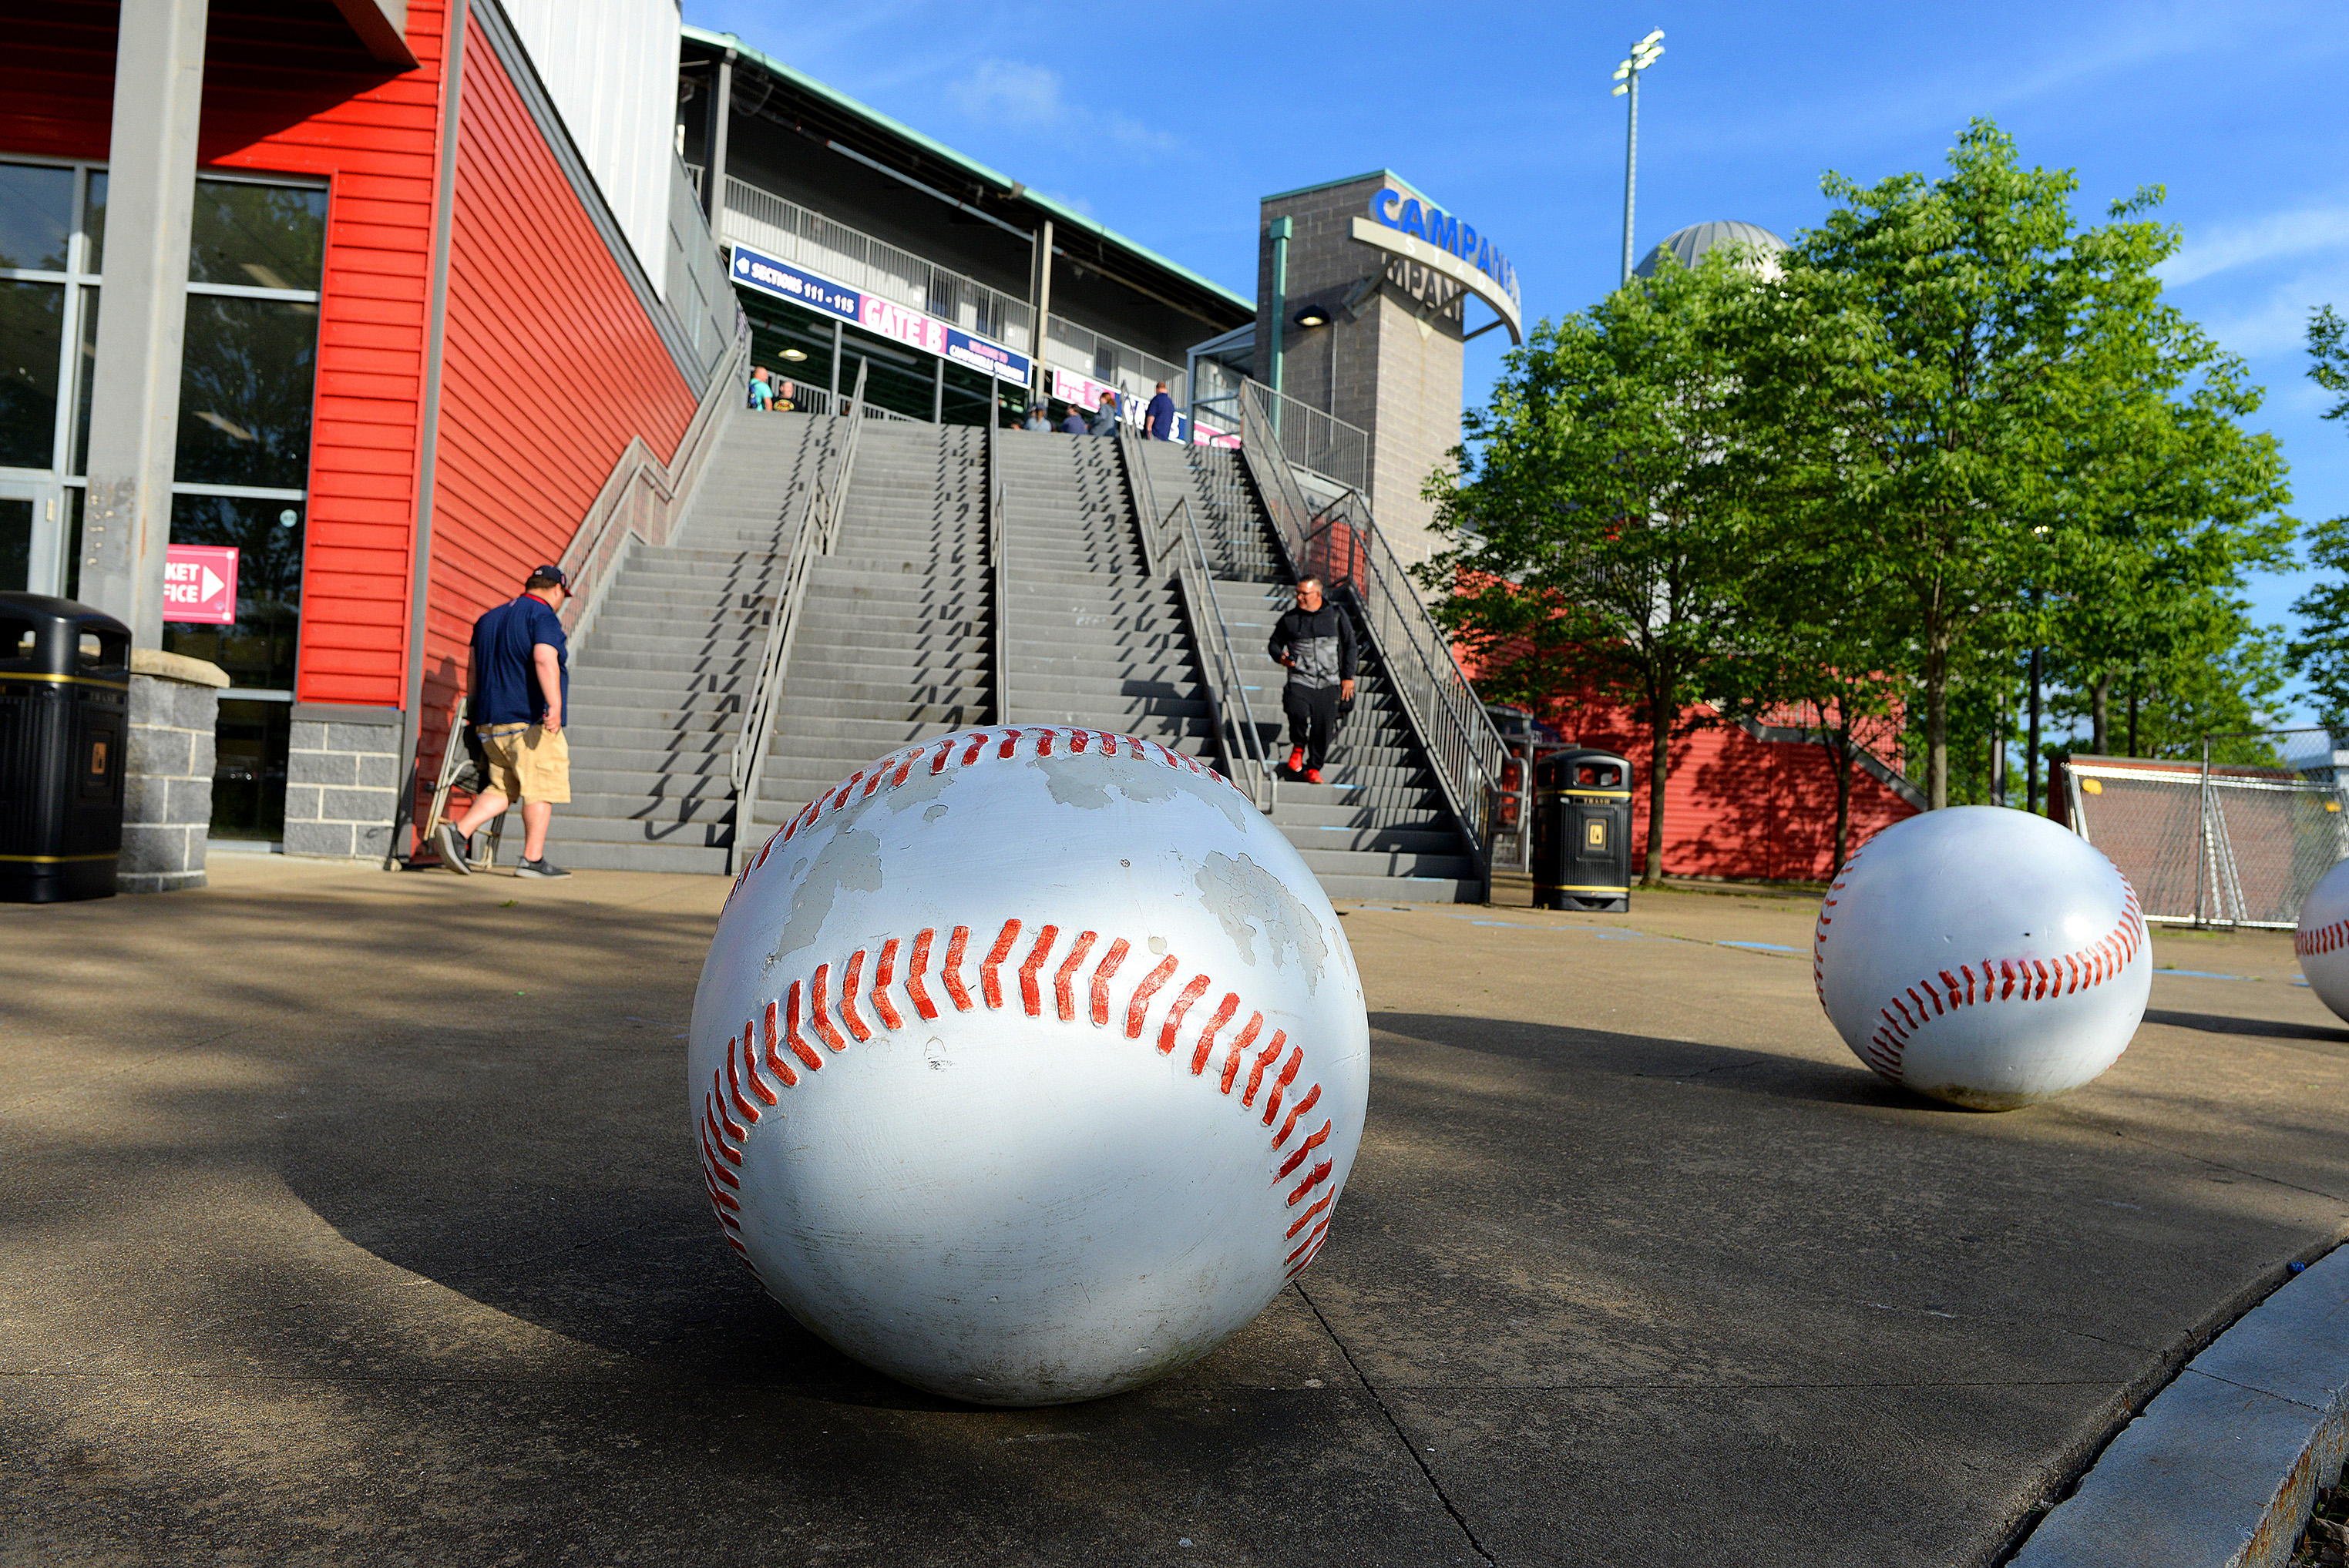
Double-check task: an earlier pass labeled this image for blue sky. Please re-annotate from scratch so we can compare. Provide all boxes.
[686,0,2349,720]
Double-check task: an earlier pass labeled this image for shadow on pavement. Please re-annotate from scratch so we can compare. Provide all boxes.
[2145,1008,2349,1055]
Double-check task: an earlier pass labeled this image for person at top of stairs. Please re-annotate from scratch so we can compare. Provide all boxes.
[1267,575,1356,786]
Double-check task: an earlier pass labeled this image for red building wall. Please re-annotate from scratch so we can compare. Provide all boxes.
[1564,702,1919,882]
[415,13,697,736]
[6,0,450,711]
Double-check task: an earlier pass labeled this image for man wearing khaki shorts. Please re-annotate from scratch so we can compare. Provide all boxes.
[438,565,573,878]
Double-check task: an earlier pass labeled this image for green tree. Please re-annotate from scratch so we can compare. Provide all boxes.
[1747,122,2290,807]
[1420,251,1764,885]
[2289,307,2349,719]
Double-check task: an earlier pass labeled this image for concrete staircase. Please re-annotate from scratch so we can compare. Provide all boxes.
[1000,429,1215,763]
[749,420,994,834]
[1137,441,1483,902]
[558,411,830,873]
[553,412,1477,901]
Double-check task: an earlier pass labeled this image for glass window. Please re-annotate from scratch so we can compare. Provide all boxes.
[82,173,106,274]
[188,180,325,291]
[0,495,30,591]
[160,494,304,690]
[0,279,63,468]
[173,294,318,489]
[0,163,74,273]
[70,285,96,475]
[210,698,291,841]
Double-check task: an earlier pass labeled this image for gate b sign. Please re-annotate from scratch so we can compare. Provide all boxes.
[163,545,238,625]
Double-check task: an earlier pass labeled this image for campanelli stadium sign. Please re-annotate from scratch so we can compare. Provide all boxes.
[728,242,1033,384]
[1352,183,1524,344]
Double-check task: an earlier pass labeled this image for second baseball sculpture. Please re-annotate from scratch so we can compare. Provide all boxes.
[691,727,1371,1405]
[1813,808,2151,1110]
[2294,858,2349,1022]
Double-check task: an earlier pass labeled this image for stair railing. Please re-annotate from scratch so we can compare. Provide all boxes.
[987,411,1011,723]
[1166,493,1273,811]
[728,358,869,872]
[1236,380,1504,870]
[1112,423,1158,576]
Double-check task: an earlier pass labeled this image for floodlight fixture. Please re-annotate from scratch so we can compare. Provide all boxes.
[1638,44,1664,62]
[1612,83,1628,96]
[1639,27,1664,45]
[1613,62,1631,79]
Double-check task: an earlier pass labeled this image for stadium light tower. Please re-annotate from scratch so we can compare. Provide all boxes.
[1613,29,1665,286]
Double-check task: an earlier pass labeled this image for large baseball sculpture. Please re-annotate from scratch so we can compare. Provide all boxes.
[690,726,1369,1405]
[1813,808,2150,1110]
[2293,858,2349,1022]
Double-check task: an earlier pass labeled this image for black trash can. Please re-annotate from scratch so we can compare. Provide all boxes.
[1532,747,1632,912]
[0,594,132,903]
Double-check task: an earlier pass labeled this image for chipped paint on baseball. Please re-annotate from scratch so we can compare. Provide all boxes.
[1813,807,2150,1110]
[690,727,1370,1406]
[2293,858,2349,1022]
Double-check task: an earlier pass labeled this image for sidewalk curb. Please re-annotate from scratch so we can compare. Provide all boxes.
[2009,1244,2349,1567]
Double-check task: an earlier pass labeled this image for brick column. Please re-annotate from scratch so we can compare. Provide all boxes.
[120,648,226,895]
[283,703,404,860]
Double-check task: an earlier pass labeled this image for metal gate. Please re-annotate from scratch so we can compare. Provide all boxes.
[2065,732,2349,928]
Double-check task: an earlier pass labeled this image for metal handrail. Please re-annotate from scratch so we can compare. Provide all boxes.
[1167,494,1272,810]
[988,411,1011,723]
[1113,422,1167,577]
[729,358,869,871]
[1237,381,1504,868]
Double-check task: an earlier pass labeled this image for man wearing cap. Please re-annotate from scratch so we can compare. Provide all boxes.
[438,565,573,879]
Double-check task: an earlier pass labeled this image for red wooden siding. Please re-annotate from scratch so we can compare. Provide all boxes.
[1561,701,1920,882]
[2,0,449,710]
[416,15,697,737]
[204,0,449,708]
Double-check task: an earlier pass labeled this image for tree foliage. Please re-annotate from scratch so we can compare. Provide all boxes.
[1427,120,2297,869]
[1417,253,1763,884]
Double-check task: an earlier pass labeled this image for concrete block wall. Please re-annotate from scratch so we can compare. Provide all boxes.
[284,703,403,860]
[121,649,227,895]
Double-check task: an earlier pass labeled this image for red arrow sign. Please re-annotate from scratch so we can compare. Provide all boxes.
[163,544,239,625]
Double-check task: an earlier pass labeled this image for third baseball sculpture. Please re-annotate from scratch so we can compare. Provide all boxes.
[1813,808,2150,1110]
[691,727,1370,1405]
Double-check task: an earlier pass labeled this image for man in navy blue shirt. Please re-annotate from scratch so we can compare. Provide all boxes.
[437,565,573,878]
[1144,381,1176,441]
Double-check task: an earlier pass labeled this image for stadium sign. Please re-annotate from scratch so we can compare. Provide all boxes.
[1353,184,1524,344]
[728,243,1033,384]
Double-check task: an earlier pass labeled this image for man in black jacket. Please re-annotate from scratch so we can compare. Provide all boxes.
[1266,575,1356,784]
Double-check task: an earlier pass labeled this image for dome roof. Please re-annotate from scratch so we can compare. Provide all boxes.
[1633,220,1789,279]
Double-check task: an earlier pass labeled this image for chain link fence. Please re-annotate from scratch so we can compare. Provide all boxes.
[2065,729,2349,928]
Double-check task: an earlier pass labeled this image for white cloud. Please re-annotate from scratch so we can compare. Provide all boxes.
[2159,206,2349,287]
[2193,266,2349,358]
[944,59,1176,153]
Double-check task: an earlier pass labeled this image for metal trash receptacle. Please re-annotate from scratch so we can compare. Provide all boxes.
[0,594,131,903]
[1532,747,1632,912]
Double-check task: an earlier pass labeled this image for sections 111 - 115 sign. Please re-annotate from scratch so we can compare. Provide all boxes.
[728,243,1033,385]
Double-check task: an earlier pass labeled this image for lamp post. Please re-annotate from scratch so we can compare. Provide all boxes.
[1612,29,1664,287]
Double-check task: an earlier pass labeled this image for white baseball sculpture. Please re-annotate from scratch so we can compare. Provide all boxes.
[1813,807,2150,1110]
[690,725,1370,1405]
[2294,858,2349,1021]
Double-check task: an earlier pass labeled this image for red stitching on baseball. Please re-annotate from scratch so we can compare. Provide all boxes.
[872,939,906,1031]
[1242,1030,1286,1106]
[961,734,986,765]
[1055,932,1098,1023]
[1191,992,1241,1075]
[727,1029,762,1123]
[840,949,872,1042]
[1018,925,1060,1017]
[712,1078,747,1143]
[1037,729,1054,757]
[783,982,824,1070]
[1287,1191,1332,1238]
[810,965,847,1050]
[1275,1083,1322,1146]
[1276,1120,1332,1179]
[761,1000,800,1087]
[1090,938,1129,1026]
[741,1022,778,1105]
[981,919,1022,1010]
[1287,1160,1332,1206]
[1220,1012,1264,1093]
[1285,1219,1330,1271]
[1262,1046,1302,1124]
[943,925,974,1012]
[1127,955,1180,1038]
[996,729,1023,759]
[1158,973,1214,1056]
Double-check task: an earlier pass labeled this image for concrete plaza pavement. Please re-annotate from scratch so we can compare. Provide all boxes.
[4,858,2346,1566]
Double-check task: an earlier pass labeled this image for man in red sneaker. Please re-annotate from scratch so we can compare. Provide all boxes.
[1267,575,1356,784]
